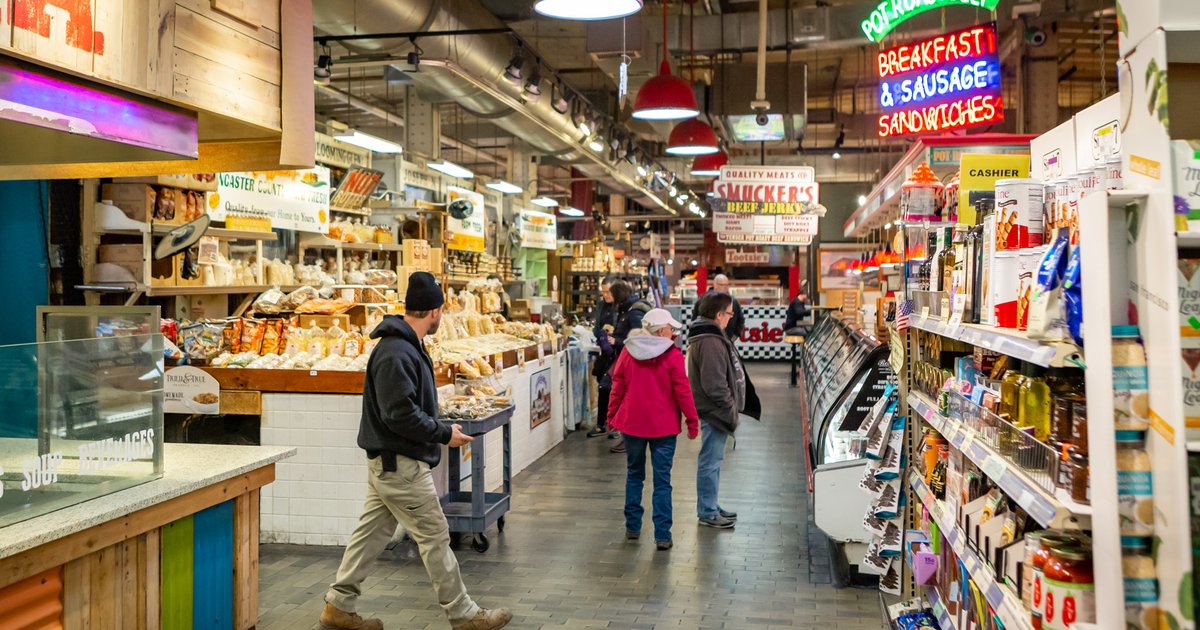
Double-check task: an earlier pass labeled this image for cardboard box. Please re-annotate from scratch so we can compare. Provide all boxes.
[101,183,156,223]
[98,244,145,264]
[510,299,532,321]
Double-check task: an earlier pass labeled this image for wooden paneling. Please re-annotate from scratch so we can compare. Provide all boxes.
[93,0,174,97]
[63,532,158,630]
[11,0,98,74]
[0,567,63,630]
[0,464,275,589]
[192,501,233,630]
[233,490,259,630]
[173,6,278,84]
[176,0,275,46]
[0,0,12,50]
[172,65,280,130]
[160,516,194,630]
[202,367,366,394]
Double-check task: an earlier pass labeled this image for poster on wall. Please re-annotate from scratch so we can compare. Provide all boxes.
[209,168,331,234]
[164,366,220,415]
[530,367,553,429]
[446,186,486,252]
[818,245,880,291]
[519,209,557,250]
[712,166,823,245]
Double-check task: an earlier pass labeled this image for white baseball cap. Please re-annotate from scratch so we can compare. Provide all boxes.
[643,308,683,330]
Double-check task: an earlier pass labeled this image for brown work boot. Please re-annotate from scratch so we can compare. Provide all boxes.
[320,603,383,630]
[452,608,514,630]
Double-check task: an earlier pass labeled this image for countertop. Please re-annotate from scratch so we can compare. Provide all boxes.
[0,443,294,559]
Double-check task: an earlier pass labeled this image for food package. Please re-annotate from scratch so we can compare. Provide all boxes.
[261,320,284,355]
[220,318,243,354]
[240,318,266,354]
[327,321,348,356]
[253,288,287,315]
[474,356,494,376]
[160,319,179,344]
[181,323,213,362]
[283,286,320,311]
[364,268,398,286]
[294,298,354,315]
[1027,231,1071,340]
[457,360,482,379]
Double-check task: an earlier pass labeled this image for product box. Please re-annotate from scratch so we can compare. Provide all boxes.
[1073,94,1122,172]
[1172,141,1200,229]
[1182,338,1200,432]
[510,299,532,321]
[1031,119,1078,183]
[1180,256,1200,337]
[101,183,156,223]
[1116,0,1200,57]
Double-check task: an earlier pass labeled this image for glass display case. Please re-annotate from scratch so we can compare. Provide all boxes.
[1,307,164,528]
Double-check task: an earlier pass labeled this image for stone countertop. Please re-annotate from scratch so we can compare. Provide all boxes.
[0,443,294,560]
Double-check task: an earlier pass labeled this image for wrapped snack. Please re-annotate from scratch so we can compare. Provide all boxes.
[228,351,259,368]
[327,321,348,356]
[181,323,209,362]
[457,360,482,379]
[240,318,266,354]
[283,286,320,310]
[306,321,327,357]
[160,319,179,344]
[466,316,482,337]
[261,320,284,355]
[1027,232,1071,340]
[210,352,233,368]
[283,325,305,356]
[295,298,354,315]
[344,327,364,358]
[364,268,398,286]
[252,288,287,315]
[164,337,184,361]
[474,356,494,376]
[220,318,243,354]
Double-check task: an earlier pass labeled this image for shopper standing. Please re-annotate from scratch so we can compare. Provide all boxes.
[607,279,652,454]
[687,292,758,529]
[607,310,700,550]
[784,290,812,332]
[692,274,745,340]
[320,272,512,630]
[588,277,619,438]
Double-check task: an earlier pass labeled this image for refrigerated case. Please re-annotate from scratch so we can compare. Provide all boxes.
[801,314,895,581]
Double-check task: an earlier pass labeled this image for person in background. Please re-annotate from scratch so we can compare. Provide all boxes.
[606,279,653,454]
[320,272,512,630]
[607,309,700,550]
[693,274,745,340]
[588,277,620,438]
[784,290,812,333]
[687,292,759,530]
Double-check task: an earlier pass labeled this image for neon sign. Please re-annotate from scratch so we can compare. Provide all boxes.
[861,0,1002,43]
[876,23,1003,138]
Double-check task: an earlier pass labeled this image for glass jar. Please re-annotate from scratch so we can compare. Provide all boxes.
[1112,326,1151,431]
[1069,450,1090,505]
[1050,395,1079,443]
[1122,539,1158,630]
[1043,547,1095,629]
[1023,532,1045,610]
[1070,400,1089,455]
[1116,430,1154,538]
[1032,534,1081,629]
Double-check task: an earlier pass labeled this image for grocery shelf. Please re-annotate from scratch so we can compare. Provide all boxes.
[908,313,1079,368]
[909,392,1090,528]
[924,586,957,630]
[1187,441,1200,453]
[910,472,1033,630]
[145,285,270,297]
[100,221,278,242]
[300,235,402,252]
[1179,232,1200,248]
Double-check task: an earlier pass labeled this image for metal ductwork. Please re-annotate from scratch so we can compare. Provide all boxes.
[313,0,669,211]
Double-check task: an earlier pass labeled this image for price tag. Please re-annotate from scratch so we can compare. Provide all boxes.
[494,353,504,372]
[920,306,931,319]
[982,455,1008,480]
[537,342,545,366]
[310,370,318,377]
[517,348,526,372]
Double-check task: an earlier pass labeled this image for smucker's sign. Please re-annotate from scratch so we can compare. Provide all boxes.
[711,165,824,245]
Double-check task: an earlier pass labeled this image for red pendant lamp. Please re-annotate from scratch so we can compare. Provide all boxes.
[632,2,699,121]
[668,118,719,155]
[690,150,729,177]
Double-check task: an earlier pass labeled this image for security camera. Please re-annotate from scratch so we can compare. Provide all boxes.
[1026,28,1047,47]
[756,111,770,127]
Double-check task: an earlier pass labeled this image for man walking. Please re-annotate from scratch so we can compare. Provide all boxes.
[320,272,512,630]
[692,274,745,340]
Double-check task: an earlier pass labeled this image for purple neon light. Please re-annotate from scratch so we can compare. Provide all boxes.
[0,59,198,158]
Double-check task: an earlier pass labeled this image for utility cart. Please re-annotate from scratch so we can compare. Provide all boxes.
[443,406,514,553]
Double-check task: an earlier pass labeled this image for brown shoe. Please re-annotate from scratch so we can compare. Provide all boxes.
[320,603,383,630]
[452,608,514,630]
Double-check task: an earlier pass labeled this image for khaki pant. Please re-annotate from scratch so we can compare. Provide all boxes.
[326,456,480,626]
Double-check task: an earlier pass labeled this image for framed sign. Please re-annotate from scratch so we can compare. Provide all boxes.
[530,367,553,429]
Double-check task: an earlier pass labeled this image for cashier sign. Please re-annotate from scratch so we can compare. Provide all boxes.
[711,166,821,245]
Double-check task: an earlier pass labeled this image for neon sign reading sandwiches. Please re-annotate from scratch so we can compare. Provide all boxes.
[876,23,1004,138]
[861,0,1002,43]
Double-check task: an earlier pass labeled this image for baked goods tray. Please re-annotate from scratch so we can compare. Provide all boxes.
[452,406,515,436]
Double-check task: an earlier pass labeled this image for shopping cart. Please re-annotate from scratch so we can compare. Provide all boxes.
[443,406,514,553]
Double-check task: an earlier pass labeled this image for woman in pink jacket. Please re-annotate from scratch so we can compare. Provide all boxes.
[608,308,700,550]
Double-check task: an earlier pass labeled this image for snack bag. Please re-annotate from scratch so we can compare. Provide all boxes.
[1063,245,1084,346]
[220,318,243,354]
[240,318,266,354]
[1027,231,1071,340]
[261,320,283,355]
[283,325,306,356]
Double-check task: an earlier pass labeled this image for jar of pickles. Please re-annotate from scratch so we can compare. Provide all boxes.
[1043,547,1095,629]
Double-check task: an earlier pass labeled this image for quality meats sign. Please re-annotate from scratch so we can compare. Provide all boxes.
[713,166,822,215]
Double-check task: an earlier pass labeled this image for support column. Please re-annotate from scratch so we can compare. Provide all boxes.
[1022,20,1060,134]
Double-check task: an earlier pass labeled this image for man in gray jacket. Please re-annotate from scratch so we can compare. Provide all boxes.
[687,292,759,529]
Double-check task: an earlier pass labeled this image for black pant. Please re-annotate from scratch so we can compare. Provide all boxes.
[596,384,612,430]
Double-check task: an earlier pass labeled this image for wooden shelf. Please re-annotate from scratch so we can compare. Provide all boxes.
[102,223,277,241]
[300,235,402,252]
[146,285,270,297]
[201,367,366,394]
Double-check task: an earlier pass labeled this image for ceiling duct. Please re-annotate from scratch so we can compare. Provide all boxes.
[313,0,669,211]
[711,61,806,144]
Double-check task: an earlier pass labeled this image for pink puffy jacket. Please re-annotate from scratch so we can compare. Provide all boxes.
[607,334,701,439]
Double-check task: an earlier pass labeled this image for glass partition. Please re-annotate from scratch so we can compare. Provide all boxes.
[0,333,164,528]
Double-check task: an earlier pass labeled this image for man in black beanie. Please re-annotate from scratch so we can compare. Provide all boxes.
[321,272,513,630]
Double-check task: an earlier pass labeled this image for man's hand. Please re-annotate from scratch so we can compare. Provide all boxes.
[448,424,475,448]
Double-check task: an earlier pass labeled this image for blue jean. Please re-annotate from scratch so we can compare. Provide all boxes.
[624,434,677,542]
[696,422,729,519]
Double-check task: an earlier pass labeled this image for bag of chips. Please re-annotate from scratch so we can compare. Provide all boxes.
[240,318,266,354]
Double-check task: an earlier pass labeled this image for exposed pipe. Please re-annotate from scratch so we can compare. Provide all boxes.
[755,0,768,104]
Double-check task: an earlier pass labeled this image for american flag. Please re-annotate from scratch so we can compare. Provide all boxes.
[895,299,913,332]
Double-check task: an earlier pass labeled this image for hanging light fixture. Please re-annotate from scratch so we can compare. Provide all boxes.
[632,2,698,121]
[504,50,525,84]
[666,118,719,155]
[533,0,643,20]
[690,150,729,177]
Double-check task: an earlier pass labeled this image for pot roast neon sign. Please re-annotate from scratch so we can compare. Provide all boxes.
[876,23,1004,138]
[861,0,1001,43]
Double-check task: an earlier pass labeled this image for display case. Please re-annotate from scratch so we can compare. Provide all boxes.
[0,331,165,529]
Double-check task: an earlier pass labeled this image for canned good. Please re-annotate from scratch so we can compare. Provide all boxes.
[994,251,1021,328]
[1018,248,1043,331]
[980,213,997,326]
[1043,183,1058,239]
[1053,178,1071,235]
[1078,169,1102,200]
[1105,158,1124,191]
[996,178,1046,249]
[1067,176,1082,246]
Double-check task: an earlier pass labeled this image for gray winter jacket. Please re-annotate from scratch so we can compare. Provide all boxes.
[686,317,746,434]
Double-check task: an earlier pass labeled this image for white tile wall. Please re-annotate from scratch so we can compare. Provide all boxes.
[259,353,570,546]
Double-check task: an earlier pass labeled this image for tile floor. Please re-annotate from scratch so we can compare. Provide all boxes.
[257,364,885,629]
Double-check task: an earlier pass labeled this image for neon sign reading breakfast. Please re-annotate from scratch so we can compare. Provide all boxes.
[860,0,1002,43]
[876,23,1004,138]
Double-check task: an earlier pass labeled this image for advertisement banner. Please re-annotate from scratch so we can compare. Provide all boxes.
[446,186,486,252]
[714,213,818,245]
[165,366,220,415]
[726,250,771,265]
[958,154,1031,224]
[519,209,557,250]
[209,168,331,234]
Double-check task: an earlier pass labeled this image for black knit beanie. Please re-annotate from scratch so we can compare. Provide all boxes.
[406,272,444,311]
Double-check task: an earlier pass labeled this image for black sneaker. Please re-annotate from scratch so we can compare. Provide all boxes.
[719,509,738,520]
[626,530,640,540]
[587,427,607,438]
[699,515,736,529]
[656,540,673,551]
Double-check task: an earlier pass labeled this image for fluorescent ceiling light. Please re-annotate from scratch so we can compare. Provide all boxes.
[335,130,403,154]
[637,164,648,177]
[486,180,523,194]
[427,160,474,179]
[691,167,721,177]
[588,138,605,152]
[532,197,560,208]
[533,0,643,20]
[560,206,586,217]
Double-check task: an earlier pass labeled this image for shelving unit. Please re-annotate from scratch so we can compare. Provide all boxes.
[922,586,956,630]
[908,392,1091,528]
[908,315,1079,368]
[909,472,1033,630]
